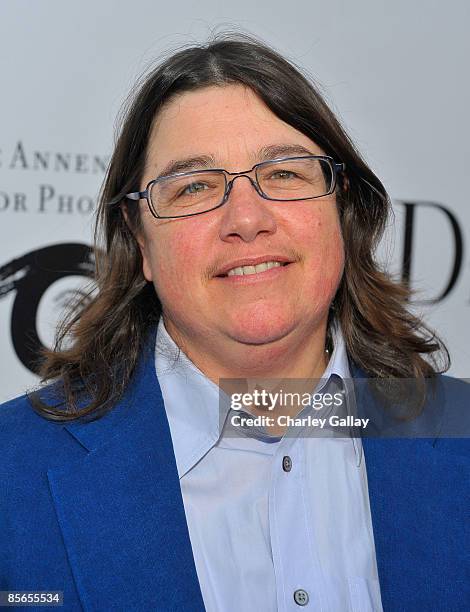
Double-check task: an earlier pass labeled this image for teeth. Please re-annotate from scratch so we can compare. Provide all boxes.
[226,261,283,277]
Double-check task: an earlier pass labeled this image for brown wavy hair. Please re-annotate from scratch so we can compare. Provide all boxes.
[30,33,449,422]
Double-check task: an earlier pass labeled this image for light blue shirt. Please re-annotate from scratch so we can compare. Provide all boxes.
[155,319,383,611]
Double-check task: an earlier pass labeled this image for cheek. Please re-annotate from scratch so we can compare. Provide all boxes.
[296,208,345,303]
[147,227,205,306]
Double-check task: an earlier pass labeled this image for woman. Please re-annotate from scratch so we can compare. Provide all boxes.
[1,33,468,612]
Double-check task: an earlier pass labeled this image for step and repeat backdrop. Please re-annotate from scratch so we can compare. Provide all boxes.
[1,0,469,402]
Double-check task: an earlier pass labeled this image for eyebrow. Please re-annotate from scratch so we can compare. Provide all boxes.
[155,143,317,178]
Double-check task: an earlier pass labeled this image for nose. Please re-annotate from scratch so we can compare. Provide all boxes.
[218,175,277,243]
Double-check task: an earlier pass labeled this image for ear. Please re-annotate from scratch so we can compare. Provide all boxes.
[121,203,153,282]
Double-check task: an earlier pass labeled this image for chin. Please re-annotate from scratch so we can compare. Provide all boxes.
[225,309,296,346]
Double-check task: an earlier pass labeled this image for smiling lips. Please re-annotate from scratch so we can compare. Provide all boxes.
[227,261,283,276]
[216,256,293,278]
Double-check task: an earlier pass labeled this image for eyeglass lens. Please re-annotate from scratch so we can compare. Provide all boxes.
[150,157,334,217]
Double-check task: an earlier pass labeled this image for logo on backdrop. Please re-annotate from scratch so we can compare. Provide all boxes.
[0,201,466,376]
[397,200,464,303]
[0,243,94,374]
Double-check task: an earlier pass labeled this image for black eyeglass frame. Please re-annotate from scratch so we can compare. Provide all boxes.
[125,155,346,219]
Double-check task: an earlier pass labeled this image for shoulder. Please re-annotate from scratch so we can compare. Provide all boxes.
[430,373,470,457]
[0,382,68,423]
[351,365,470,458]
[0,391,52,439]
[438,372,470,399]
[0,387,82,474]
[428,372,470,421]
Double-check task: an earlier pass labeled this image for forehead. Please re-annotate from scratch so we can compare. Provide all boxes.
[144,84,324,174]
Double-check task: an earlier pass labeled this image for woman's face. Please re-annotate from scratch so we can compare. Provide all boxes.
[135,84,344,357]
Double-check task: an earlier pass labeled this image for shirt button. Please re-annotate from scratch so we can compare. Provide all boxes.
[282,455,292,472]
[293,589,309,606]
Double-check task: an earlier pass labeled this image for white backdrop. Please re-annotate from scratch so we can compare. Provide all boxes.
[1,0,469,402]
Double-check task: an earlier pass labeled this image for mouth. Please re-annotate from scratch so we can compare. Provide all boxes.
[215,257,294,280]
[221,261,290,278]
[216,261,293,285]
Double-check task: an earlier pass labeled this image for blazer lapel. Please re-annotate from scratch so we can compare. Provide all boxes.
[353,367,470,610]
[47,327,205,611]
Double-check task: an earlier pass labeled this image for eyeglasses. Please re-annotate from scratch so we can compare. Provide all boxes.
[125,155,345,219]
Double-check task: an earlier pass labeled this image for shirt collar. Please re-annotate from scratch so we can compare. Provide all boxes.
[318,321,350,385]
[155,318,359,478]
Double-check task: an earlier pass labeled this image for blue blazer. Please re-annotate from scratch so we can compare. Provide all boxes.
[1,328,469,611]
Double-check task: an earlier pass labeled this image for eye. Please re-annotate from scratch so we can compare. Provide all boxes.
[269,170,299,180]
[181,181,209,195]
